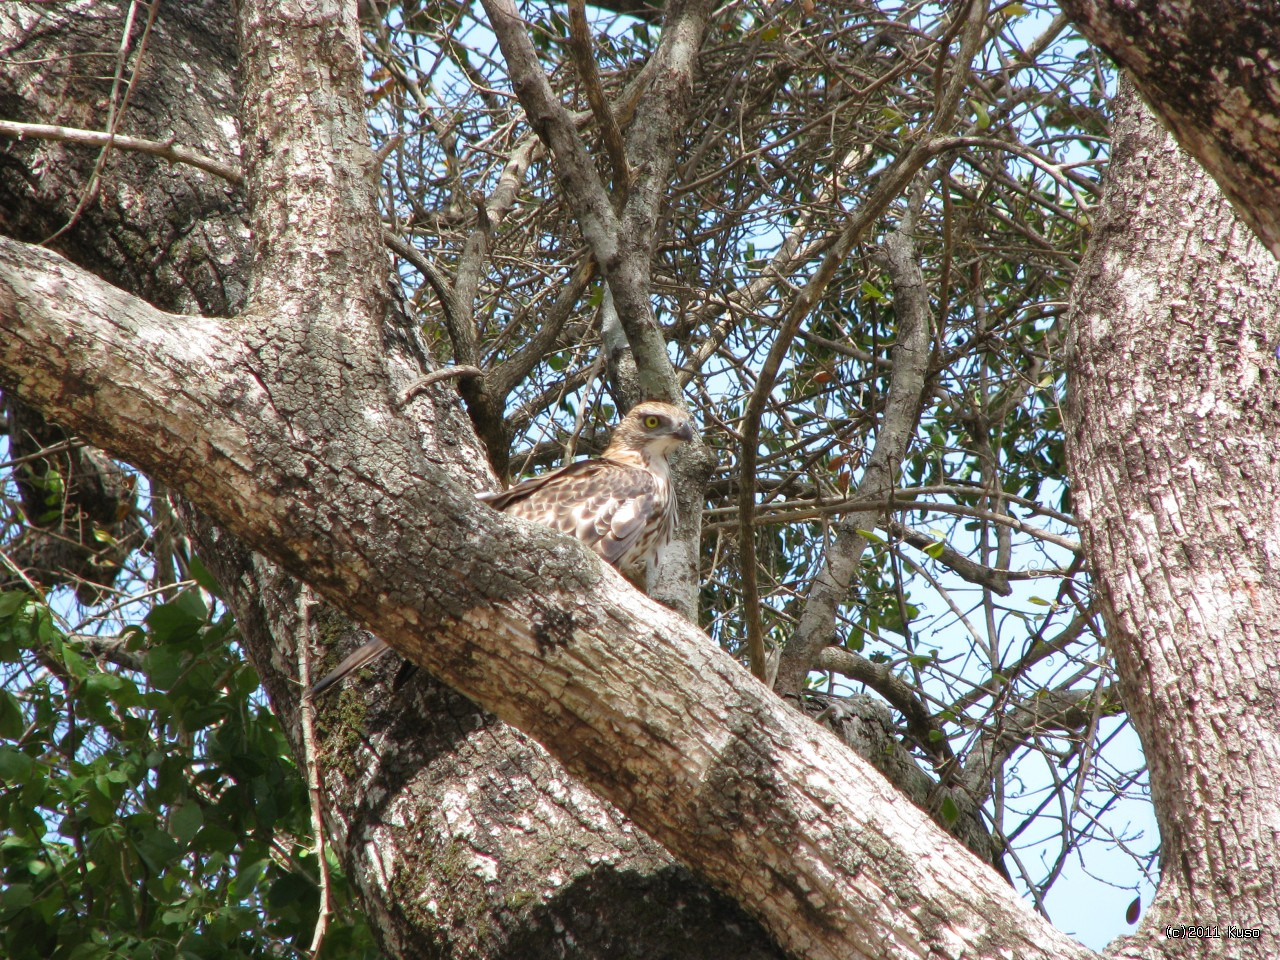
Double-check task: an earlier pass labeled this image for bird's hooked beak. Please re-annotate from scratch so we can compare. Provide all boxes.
[674,420,694,443]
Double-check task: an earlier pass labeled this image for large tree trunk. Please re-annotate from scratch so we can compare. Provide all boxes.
[1063,82,1280,959]
[12,0,1280,955]
[188,526,781,960]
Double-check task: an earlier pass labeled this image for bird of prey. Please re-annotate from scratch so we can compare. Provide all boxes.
[308,400,695,696]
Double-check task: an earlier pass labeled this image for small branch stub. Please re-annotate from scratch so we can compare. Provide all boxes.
[398,365,485,406]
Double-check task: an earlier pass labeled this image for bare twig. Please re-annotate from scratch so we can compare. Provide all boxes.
[0,120,242,184]
[46,0,162,244]
[0,545,44,598]
[479,0,620,262]
[708,495,1080,553]
[815,646,955,768]
[0,437,85,471]
[381,230,465,331]
[736,140,939,681]
[293,588,332,956]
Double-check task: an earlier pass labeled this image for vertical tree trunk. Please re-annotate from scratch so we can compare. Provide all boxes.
[1063,81,1280,959]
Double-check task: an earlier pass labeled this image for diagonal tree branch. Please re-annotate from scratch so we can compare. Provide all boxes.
[479,0,622,268]
[567,0,630,194]
[0,226,1095,960]
[738,152,936,682]
[767,0,988,695]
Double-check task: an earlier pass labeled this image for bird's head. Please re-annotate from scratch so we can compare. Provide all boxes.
[605,400,695,463]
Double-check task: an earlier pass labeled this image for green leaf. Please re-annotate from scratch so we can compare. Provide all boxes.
[84,777,115,825]
[144,644,190,692]
[146,596,206,645]
[940,794,960,825]
[0,746,35,783]
[110,676,144,710]
[0,591,29,619]
[135,827,181,872]
[230,858,270,900]
[267,871,314,909]
[0,690,25,739]
[972,99,991,129]
[192,824,238,855]
[60,643,89,680]
[185,554,224,598]
[121,623,147,650]
[170,802,204,844]
[33,606,54,646]
[1,882,33,916]
[922,539,947,559]
[85,672,124,693]
[232,663,261,697]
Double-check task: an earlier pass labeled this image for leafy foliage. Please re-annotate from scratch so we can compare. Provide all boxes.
[0,588,377,960]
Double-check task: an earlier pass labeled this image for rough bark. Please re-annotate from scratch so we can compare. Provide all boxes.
[0,1,240,600]
[480,0,710,404]
[0,236,1102,960]
[1063,82,1280,959]
[189,523,780,960]
[0,0,245,311]
[1059,0,1280,258]
[0,3,781,957]
[0,3,1099,958]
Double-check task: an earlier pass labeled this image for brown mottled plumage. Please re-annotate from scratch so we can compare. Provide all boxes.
[308,401,694,696]
[479,400,692,582]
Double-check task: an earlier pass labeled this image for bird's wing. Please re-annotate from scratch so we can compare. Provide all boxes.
[576,466,660,568]
[476,459,597,511]
[481,458,659,567]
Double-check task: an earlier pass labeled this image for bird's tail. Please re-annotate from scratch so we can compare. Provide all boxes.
[308,636,392,696]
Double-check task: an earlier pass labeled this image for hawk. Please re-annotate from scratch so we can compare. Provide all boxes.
[309,400,694,695]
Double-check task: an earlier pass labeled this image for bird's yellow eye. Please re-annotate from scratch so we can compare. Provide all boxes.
[644,415,660,428]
